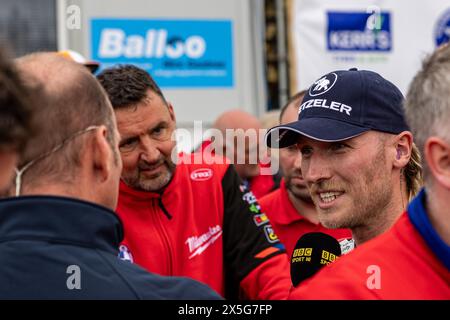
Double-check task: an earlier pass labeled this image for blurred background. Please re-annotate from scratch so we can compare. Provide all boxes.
[1,0,449,151]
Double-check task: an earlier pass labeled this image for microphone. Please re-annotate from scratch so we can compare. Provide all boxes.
[290,232,342,287]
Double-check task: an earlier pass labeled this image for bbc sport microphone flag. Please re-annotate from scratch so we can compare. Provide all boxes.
[290,0,450,94]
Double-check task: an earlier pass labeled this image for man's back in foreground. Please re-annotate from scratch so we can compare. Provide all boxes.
[0,196,221,299]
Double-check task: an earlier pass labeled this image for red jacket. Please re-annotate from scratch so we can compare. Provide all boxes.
[289,189,450,299]
[259,180,352,258]
[116,153,291,299]
[196,140,278,199]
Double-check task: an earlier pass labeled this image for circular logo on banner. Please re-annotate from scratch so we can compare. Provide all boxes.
[309,73,338,96]
[435,9,450,47]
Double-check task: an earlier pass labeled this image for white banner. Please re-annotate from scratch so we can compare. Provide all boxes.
[291,0,450,93]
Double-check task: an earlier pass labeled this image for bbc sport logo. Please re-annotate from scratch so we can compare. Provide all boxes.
[327,11,392,52]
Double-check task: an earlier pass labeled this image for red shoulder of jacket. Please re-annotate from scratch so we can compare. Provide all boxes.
[289,213,450,299]
[258,188,283,220]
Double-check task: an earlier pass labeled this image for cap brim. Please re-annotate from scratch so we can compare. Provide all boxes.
[265,118,370,148]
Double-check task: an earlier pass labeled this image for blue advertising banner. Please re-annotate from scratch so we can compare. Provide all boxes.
[91,19,234,88]
[327,11,392,52]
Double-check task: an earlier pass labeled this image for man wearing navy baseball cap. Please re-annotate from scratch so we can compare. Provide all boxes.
[266,68,422,246]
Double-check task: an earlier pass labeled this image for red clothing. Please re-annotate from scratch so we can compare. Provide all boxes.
[196,139,277,199]
[289,189,450,299]
[116,153,291,299]
[249,162,278,199]
[259,180,351,257]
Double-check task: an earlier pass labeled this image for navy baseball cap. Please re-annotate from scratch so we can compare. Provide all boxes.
[266,68,409,148]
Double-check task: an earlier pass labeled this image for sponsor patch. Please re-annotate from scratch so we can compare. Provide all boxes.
[185,225,222,259]
[242,191,257,205]
[118,245,134,263]
[308,73,338,96]
[253,213,269,226]
[190,168,213,181]
[263,225,279,244]
[339,238,356,255]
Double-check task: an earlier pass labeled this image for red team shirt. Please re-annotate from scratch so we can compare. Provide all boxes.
[289,189,450,299]
[197,139,277,199]
[116,153,291,299]
[259,180,352,258]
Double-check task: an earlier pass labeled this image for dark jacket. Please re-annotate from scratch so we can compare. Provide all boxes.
[0,196,221,299]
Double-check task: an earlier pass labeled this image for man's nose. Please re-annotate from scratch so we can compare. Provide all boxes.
[302,151,332,185]
[140,136,161,163]
[293,150,302,169]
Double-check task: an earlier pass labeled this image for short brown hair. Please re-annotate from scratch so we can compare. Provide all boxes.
[97,64,167,110]
[404,142,423,200]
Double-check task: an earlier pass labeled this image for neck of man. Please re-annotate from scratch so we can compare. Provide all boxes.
[287,189,319,224]
[426,187,450,246]
[19,179,104,208]
[351,179,408,246]
[20,183,76,199]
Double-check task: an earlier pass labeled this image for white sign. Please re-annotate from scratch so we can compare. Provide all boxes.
[291,0,450,94]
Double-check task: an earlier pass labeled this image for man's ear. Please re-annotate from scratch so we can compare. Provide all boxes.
[392,131,413,169]
[425,137,450,188]
[91,125,111,183]
[167,101,176,123]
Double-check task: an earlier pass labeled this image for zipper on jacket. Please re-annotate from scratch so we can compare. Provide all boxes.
[158,197,172,220]
[153,199,173,275]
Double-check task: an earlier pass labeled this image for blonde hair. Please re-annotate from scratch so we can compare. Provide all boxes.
[404,142,423,200]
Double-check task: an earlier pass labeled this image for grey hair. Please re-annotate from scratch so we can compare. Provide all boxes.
[404,43,450,183]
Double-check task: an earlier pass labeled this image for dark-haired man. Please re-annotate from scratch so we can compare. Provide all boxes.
[97,65,291,299]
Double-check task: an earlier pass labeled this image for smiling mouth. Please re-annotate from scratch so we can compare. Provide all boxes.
[318,191,344,203]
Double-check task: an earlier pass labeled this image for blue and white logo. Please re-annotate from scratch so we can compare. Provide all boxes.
[91,19,234,88]
[118,245,134,263]
[327,11,392,51]
[309,73,338,96]
[435,9,450,47]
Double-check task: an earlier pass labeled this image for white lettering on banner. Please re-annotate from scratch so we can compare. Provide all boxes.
[98,28,206,59]
[299,99,352,116]
[329,31,391,51]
